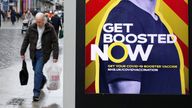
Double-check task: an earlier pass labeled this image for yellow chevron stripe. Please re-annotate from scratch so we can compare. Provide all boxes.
[85,61,96,89]
[86,0,118,46]
[157,1,188,46]
[184,66,189,90]
[184,0,188,4]
[95,0,121,93]
[159,1,189,91]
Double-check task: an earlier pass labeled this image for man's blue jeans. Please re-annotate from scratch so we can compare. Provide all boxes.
[32,50,45,97]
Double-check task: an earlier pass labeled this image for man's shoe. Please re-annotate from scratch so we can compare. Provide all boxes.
[40,77,47,89]
[33,96,40,102]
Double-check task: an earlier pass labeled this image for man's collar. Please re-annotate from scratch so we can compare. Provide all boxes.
[31,23,51,32]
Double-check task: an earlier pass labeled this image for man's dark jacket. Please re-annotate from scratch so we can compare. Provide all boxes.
[20,23,59,63]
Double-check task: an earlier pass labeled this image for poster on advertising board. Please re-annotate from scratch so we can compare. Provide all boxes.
[85,0,189,95]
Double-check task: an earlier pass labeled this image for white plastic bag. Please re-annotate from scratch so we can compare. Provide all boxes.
[46,62,61,90]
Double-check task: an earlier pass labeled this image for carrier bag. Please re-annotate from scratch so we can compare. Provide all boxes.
[59,29,64,39]
[46,62,61,90]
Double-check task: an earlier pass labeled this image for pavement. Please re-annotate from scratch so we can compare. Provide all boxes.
[0,20,23,30]
[0,20,64,108]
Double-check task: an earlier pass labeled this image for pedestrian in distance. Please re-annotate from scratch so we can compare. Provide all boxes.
[4,11,8,21]
[16,11,20,22]
[7,10,11,20]
[10,9,16,25]
[45,13,51,23]
[0,9,2,27]
[0,9,5,21]
[51,11,62,36]
[20,12,59,102]
[25,10,34,25]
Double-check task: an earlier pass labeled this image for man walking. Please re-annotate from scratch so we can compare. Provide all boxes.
[20,12,59,101]
[51,11,62,36]
[10,9,16,25]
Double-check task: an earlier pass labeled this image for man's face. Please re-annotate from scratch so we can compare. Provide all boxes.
[36,18,45,28]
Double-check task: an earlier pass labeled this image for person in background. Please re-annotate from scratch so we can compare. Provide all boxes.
[16,11,20,22]
[20,12,59,101]
[51,11,62,36]
[25,10,33,25]
[33,9,38,16]
[48,11,54,20]
[4,11,7,21]
[22,11,26,20]
[0,9,2,27]
[19,11,23,19]
[1,10,5,21]
[10,9,16,25]
[45,13,51,23]
[7,10,11,20]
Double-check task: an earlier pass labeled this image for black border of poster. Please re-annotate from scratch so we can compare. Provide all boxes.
[76,0,192,108]
[189,0,192,94]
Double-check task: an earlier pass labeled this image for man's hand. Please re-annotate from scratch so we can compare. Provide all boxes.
[53,59,58,63]
[21,55,25,60]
